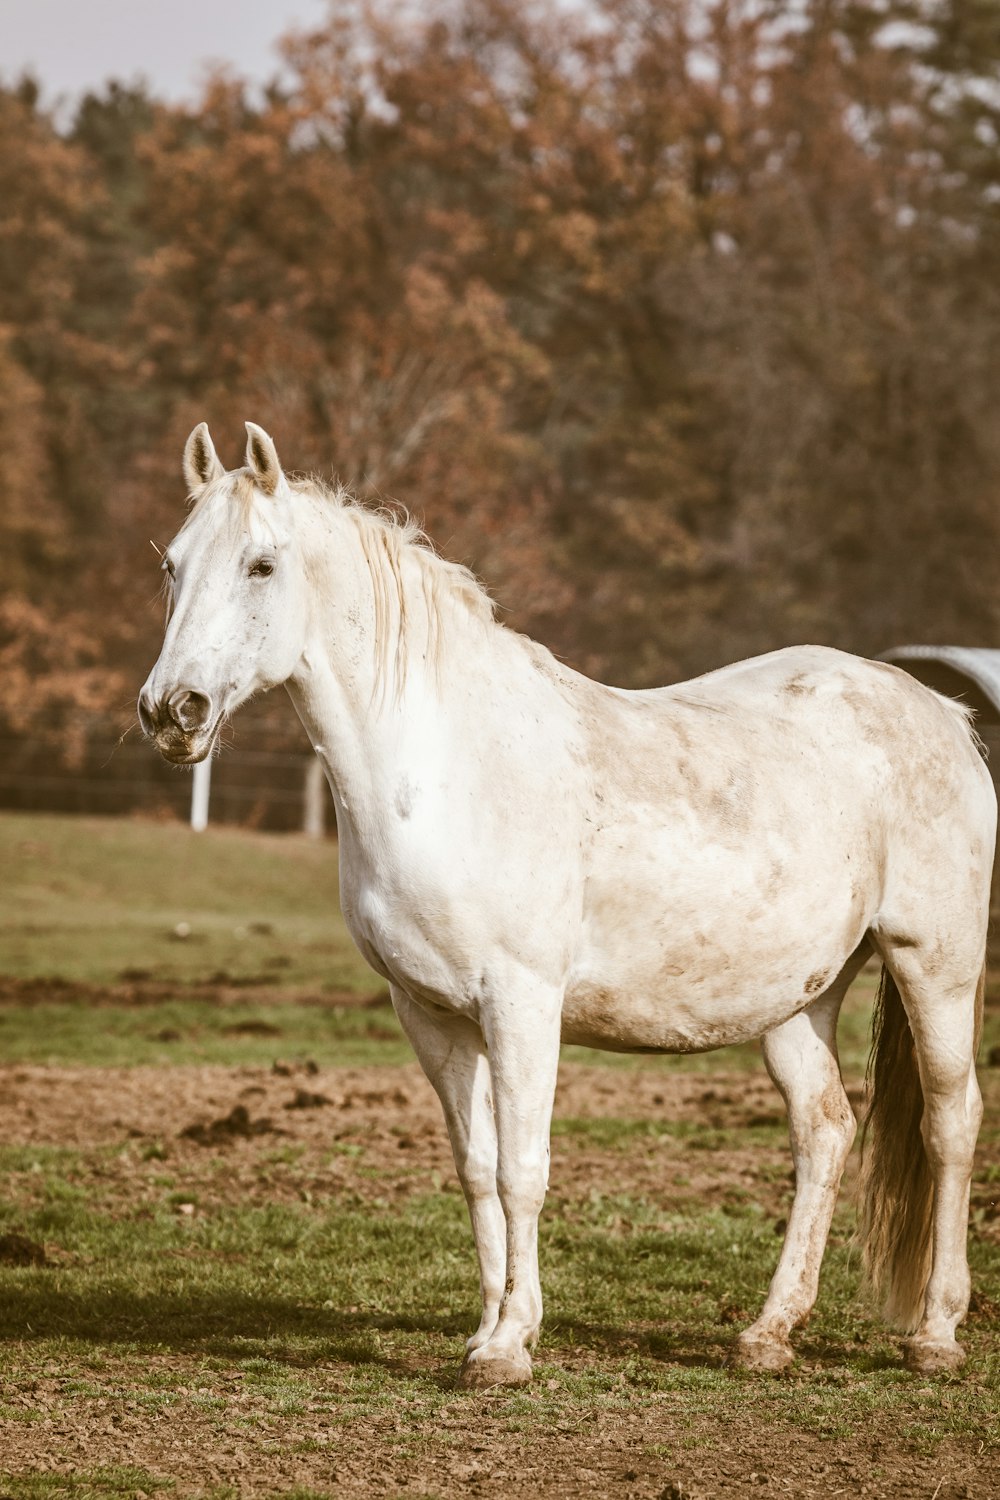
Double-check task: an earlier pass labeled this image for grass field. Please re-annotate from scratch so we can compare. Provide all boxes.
[1,811,999,1499]
[4,813,370,990]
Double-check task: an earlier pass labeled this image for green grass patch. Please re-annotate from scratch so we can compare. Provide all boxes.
[0,997,409,1068]
[0,812,372,990]
[0,1468,174,1499]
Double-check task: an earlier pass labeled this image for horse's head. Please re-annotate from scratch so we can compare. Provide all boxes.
[138,422,310,763]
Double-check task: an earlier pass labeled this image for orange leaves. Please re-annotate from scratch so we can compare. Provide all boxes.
[0,597,128,762]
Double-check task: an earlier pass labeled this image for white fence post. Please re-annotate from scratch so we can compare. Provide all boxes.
[303,756,326,839]
[191,758,211,832]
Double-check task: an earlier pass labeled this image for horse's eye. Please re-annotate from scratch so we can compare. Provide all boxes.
[162,556,175,579]
[249,558,274,578]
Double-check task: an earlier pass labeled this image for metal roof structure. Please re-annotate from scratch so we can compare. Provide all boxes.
[879,646,1000,725]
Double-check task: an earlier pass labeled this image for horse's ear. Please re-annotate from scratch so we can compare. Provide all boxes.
[183,423,224,493]
[244,422,283,496]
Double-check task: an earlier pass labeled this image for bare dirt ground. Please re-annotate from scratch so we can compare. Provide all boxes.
[1,1382,991,1500]
[0,984,998,1498]
[0,1057,797,1216]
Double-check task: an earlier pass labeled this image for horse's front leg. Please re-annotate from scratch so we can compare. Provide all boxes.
[390,987,507,1355]
[460,983,562,1389]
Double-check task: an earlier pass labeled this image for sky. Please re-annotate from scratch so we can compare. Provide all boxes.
[3,0,333,106]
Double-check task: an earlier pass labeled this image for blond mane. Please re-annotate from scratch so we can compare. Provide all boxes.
[291,475,496,698]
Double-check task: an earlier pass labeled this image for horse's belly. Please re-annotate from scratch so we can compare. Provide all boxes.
[560,978,800,1053]
[565,830,874,1053]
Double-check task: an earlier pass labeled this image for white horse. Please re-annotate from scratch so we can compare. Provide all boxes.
[139,422,995,1384]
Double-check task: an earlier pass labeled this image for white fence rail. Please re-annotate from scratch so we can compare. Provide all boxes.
[0,727,332,836]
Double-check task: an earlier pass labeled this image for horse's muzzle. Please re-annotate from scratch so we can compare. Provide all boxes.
[138,687,216,762]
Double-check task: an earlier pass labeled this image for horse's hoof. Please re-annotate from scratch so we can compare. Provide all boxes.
[730,1333,794,1373]
[904,1338,965,1375]
[459,1349,533,1389]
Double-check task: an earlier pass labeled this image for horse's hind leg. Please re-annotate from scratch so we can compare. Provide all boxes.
[390,987,508,1358]
[733,949,868,1372]
[862,943,984,1373]
[904,979,982,1373]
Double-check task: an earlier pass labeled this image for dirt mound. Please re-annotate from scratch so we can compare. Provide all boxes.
[179,1103,281,1146]
[284,1087,330,1109]
[0,1231,48,1267]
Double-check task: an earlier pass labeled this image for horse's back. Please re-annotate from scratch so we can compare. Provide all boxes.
[593,643,990,815]
[585,642,995,912]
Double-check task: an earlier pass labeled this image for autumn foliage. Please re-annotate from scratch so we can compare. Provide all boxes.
[2,0,999,759]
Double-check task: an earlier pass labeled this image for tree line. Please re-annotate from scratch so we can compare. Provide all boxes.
[2,0,999,762]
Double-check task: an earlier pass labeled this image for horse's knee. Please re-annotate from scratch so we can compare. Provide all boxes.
[496,1152,548,1220]
[458,1145,498,1203]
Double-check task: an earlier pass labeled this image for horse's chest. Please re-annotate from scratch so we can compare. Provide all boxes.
[338,856,474,1009]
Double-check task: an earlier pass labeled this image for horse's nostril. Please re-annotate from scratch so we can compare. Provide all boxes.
[168,689,213,733]
[137,691,158,738]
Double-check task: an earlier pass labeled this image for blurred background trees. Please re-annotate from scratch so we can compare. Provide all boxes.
[2,0,999,760]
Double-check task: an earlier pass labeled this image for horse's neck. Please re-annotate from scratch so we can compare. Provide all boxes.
[285,524,514,824]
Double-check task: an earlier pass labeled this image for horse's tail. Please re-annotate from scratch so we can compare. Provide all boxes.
[858,962,986,1328]
[855,969,925,1328]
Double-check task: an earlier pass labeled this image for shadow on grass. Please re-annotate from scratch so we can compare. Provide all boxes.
[548,1319,908,1373]
[0,1284,472,1368]
[0,1284,895,1378]
[545,1316,726,1368]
